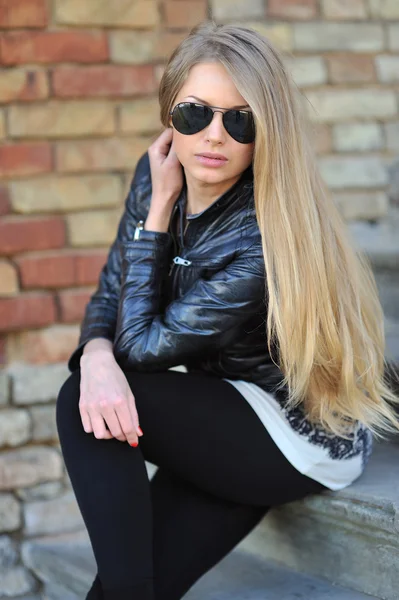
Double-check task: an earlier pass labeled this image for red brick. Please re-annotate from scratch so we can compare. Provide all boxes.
[0,293,56,333]
[164,0,208,28]
[55,137,150,173]
[311,123,332,154]
[326,54,375,83]
[267,0,317,19]
[322,0,367,19]
[52,65,155,98]
[0,0,48,28]
[0,143,52,179]
[6,325,80,365]
[15,249,107,289]
[0,336,5,366]
[75,250,107,285]
[58,288,95,323]
[16,252,75,289]
[0,216,66,256]
[0,185,10,215]
[0,69,48,103]
[0,259,18,296]
[0,31,108,66]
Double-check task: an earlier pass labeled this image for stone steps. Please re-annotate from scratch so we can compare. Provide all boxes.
[21,440,397,600]
[348,214,399,375]
[22,533,379,600]
[22,531,94,599]
[385,317,399,362]
[184,550,380,600]
[349,216,399,324]
[238,440,399,600]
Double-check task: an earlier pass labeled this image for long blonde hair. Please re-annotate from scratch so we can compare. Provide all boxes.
[158,20,399,440]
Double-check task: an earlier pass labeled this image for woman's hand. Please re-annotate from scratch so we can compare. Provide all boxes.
[79,348,143,446]
[148,127,184,210]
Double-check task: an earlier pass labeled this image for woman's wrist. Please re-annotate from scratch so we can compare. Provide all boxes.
[81,338,114,359]
[144,202,175,233]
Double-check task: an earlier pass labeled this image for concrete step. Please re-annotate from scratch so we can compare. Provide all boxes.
[184,550,380,600]
[8,597,41,600]
[385,317,399,363]
[238,440,399,600]
[21,442,397,600]
[22,531,94,600]
[21,533,379,600]
[348,216,399,322]
[376,270,399,325]
[385,318,399,362]
[348,211,399,272]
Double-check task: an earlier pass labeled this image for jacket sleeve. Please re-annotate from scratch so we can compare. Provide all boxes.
[67,154,149,372]
[112,232,267,372]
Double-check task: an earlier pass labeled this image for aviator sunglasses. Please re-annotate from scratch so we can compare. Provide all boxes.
[169,101,256,144]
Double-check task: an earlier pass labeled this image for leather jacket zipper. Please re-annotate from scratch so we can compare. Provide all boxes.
[168,203,179,276]
[168,202,190,277]
[168,202,192,303]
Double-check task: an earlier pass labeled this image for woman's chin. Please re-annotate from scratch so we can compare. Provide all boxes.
[188,164,230,183]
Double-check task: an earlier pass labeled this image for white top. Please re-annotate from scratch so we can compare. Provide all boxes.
[222,378,366,491]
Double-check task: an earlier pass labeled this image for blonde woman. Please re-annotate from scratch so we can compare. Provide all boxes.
[56,20,399,600]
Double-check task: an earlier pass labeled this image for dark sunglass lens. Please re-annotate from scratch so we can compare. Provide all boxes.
[172,103,212,135]
[224,110,255,143]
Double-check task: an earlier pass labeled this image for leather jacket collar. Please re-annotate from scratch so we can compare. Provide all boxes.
[177,162,254,221]
[173,163,254,250]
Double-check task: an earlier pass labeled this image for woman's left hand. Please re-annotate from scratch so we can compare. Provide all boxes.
[148,127,184,210]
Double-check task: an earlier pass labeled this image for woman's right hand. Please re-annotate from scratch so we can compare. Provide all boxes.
[79,343,143,446]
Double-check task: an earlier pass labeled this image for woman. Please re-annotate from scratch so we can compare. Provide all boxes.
[56,20,399,600]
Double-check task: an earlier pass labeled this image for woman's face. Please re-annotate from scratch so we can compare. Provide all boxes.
[168,62,254,184]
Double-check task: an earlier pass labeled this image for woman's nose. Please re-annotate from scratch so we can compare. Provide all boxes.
[205,111,226,140]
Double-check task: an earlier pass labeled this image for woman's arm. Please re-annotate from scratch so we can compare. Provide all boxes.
[112,232,267,372]
[67,153,149,372]
[82,338,114,356]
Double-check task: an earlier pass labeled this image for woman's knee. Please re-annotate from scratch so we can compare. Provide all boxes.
[56,368,81,430]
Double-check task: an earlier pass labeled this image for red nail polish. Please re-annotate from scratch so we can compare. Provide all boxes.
[130,442,138,447]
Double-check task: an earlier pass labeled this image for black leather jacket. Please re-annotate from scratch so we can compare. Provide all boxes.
[68,150,285,394]
[68,150,373,465]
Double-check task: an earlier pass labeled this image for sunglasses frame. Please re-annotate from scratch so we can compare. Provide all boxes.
[169,101,255,144]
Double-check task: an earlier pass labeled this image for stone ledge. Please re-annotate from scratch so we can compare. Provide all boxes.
[22,530,94,599]
[349,216,399,271]
[22,531,379,600]
[19,446,399,599]
[239,440,399,600]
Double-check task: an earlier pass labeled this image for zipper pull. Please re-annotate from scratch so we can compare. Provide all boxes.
[173,256,192,266]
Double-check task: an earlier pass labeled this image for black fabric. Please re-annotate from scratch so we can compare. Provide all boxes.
[56,368,327,600]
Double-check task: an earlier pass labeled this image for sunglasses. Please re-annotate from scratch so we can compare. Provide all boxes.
[169,102,256,144]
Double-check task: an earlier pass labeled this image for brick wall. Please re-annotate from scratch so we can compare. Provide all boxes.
[0,0,398,595]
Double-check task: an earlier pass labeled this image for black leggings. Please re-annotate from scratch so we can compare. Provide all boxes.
[56,367,328,600]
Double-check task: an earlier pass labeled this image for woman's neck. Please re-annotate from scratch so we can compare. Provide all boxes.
[184,171,243,216]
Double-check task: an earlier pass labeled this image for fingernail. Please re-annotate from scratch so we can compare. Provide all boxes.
[137,426,143,436]
[130,442,139,447]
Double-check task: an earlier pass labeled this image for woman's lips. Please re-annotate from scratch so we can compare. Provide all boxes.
[195,155,228,167]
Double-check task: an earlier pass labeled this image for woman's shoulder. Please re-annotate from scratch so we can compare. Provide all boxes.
[124,151,153,219]
[130,151,152,190]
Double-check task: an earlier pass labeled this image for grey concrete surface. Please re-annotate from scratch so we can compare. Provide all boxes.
[23,540,380,600]
[239,441,399,600]
[184,549,379,600]
[348,212,399,327]
[21,443,397,599]
[385,316,399,361]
